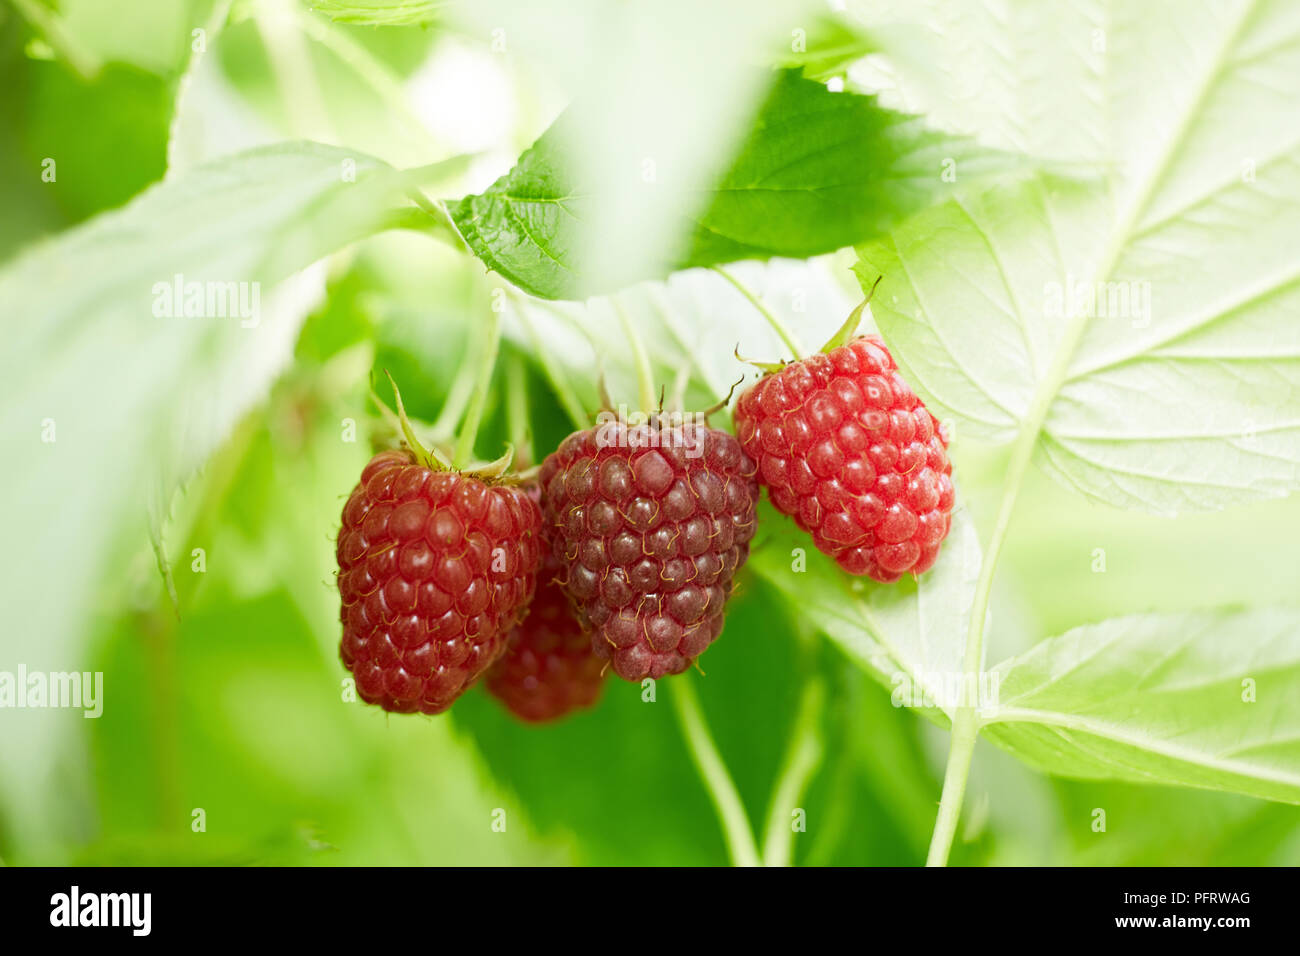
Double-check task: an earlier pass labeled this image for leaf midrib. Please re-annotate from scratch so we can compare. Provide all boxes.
[984,706,1300,794]
[1018,0,1264,465]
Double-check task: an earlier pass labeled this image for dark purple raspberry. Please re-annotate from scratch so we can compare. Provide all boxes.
[734,335,954,582]
[337,449,543,714]
[486,552,606,723]
[538,420,759,682]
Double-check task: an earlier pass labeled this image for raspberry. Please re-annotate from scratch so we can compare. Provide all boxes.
[538,420,759,682]
[486,552,606,722]
[337,449,543,714]
[734,335,954,582]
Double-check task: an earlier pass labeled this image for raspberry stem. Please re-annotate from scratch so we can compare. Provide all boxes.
[504,352,533,465]
[614,297,658,413]
[512,294,590,427]
[453,306,502,468]
[430,360,477,444]
[760,676,825,867]
[926,409,1036,866]
[670,675,762,867]
[713,265,805,360]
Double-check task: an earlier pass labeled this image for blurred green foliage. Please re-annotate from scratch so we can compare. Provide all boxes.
[1,0,1297,867]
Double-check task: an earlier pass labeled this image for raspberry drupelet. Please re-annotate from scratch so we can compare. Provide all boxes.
[734,335,954,582]
[486,552,606,723]
[337,449,543,714]
[538,420,760,682]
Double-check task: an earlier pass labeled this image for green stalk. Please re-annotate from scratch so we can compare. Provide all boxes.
[925,427,1035,865]
[761,677,826,867]
[512,297,589,428]
[671,676,761,868]
[925,294,1089,864]
[925,710,979,866]
[614,297,657,412]
[453,308,502,468]
[504,353,533,464]
[713,266,805,359]
[430,357,478,444]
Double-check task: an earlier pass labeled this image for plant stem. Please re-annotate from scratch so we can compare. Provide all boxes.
[713,265,805,359]
[512,298,590,428]
[413,197,473,254]
[430,360,477,444]
[761,677,825,867]
[453,308,501,468]
[504,353,533,464]
[924,706,979,866]
[141,608,182,834]
[925,413,1039,865]
[614,297,657,412]
[670,675,762,867]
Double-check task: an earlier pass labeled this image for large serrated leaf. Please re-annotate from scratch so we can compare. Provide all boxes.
[0,141,415,853]
[984,608,1300,805]
[855,0,1300,514]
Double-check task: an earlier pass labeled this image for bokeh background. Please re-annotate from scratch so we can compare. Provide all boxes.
[1,0,1298,866]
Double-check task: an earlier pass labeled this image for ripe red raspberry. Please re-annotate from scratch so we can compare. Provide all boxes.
[538,420,759,682]
[337,449,543,714]
[486,552,606,723]
[734,335,954,582]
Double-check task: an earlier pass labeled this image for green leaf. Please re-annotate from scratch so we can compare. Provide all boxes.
[452,70,1014,299]
[504,259,862,415]
[986,457,1300,641]
[748,500,983,725]
[0,141,416,854]
[856,1,1300,513]
[847,0,1109,165]
[984,608,1300,805]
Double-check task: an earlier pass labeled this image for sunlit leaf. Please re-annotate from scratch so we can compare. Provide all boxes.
[985,608,1300,805]
[454,70,1016,298]
[856,0,1300,513]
